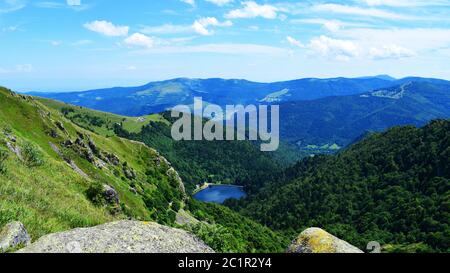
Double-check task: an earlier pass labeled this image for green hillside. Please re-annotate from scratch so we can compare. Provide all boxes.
[0,87,186,239]
[229,120,450,252]
[0,87,286,253]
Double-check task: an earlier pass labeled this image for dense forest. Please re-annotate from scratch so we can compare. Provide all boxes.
[114,112,282,192]
[228,120,450,252]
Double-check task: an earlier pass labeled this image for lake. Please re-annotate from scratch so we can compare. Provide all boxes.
[193,185,246,204]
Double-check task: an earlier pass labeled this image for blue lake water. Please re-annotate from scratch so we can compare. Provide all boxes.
[193,185,246,204]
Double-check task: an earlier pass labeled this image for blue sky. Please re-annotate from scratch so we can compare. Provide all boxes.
[1,0,450,91]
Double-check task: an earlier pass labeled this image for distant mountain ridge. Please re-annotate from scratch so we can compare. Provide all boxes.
[279,80,450,150]
[28,76,449,116]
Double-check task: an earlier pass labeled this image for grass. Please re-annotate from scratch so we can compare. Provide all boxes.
[0,87,183,241]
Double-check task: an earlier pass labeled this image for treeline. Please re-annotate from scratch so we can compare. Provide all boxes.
[227,120,450,252]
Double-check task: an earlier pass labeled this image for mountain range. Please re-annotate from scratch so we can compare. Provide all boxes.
[29,75,430,116]
[279,80,450,150]
[29,76,450,160]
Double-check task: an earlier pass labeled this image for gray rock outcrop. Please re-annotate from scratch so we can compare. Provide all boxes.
[287,227,363,253]
[102,184,119,205]
[0,222,31,252]
[17,220,214,253]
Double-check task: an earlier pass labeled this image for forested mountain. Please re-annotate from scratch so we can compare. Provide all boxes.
[228,120,450,252]
[38,98,283,192]
[29,76,416,116]
[279,81,450,153]
[0,87,287,253]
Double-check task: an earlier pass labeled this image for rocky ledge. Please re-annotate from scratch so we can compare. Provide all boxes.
[0,222,31,252]
[17,220,214,253]
[287,227,363,253]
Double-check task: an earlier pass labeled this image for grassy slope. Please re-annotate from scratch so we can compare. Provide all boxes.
[0,87,184,240]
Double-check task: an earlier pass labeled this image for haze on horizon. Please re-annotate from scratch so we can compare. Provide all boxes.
[1,0,450,92]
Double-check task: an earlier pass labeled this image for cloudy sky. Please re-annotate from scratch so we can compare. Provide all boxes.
[1,0,450,91]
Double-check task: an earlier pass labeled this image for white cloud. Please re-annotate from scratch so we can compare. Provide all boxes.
[225,1,279,19]
[141,24,193,35]
[136,43,287,55]
[141,18,232,36]
[1,25,19,32]
[338,28,450,53]
[192,17,232,36]
[66,0,81,6]
[286,36,304,48]
[308,35,360,60]
[124,33,157,49]
[369,45,416,59]
[0,63,33,74]
[323,21,342,32]
[0,0,26,13]
[304,31,421,61]
[16,64,33,72]
[363,0,450,7]
[205,0,233,6]
[313,4,416,20]
[84,20,129,37]
[51,40,62,46]
[180,0,195,6]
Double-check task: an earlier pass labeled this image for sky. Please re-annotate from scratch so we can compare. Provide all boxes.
[1,0,450,91]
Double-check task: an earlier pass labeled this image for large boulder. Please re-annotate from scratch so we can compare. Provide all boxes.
[0,222,31,252]
[102,184,119,205]
[287,228,363,253]
[17,220,214,253]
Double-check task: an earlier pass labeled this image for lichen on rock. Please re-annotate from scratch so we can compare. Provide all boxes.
[287,227,363,253]
[0,222,31,253]
[17,220,214,253]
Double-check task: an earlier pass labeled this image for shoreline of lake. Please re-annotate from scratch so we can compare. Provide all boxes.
[193,184,246,204]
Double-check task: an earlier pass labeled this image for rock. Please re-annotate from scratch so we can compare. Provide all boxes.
[106,153,120,166]
[55,121,66,132]
[47,129,59,138]
[6,142,22,160]
[49,142,63,157]
[62,139,73,147]
[129,187,138,195]
[5,133,16,143]
[17,220,214,253]
[0,222,31,252]
[68,160,89,178]
[87,138,99,155]
[94,159,107,169]
[123,167,136,180]
[176,209,200,226]
[287,228,364,253]
[102,184,119,205]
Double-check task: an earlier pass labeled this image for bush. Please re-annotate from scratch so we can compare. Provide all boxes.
[2,125,12,135]
[86,182,105,205]
[21,141,44,167]
[185,223,240,253]
[0,148,8,174]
